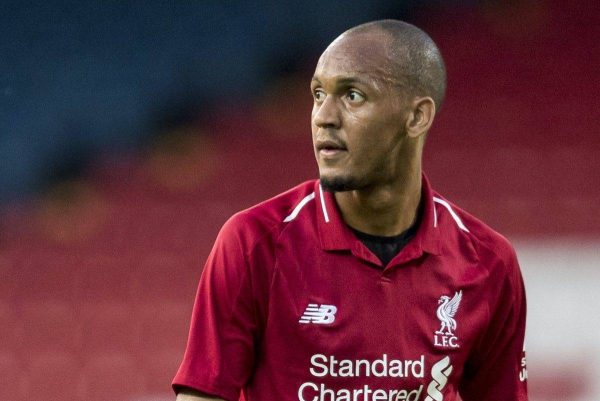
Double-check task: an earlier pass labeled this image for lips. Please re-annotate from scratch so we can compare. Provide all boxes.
[316,139,347,152]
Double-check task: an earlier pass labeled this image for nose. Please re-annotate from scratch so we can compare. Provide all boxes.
[312,95,341,129]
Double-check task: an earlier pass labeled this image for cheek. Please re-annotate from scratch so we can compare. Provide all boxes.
[348,113,394,151]
[310,109,319,135]
[345,109,368,127]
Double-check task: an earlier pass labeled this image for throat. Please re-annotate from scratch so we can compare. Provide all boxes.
[334,177,422,237]
[351,222,419,266]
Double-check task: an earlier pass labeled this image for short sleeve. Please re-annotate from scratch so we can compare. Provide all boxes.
[172,216,259,401]
[459,248,528,401]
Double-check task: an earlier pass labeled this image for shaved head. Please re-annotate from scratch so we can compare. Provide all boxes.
[341,20,447,111]
[312,19,444,195]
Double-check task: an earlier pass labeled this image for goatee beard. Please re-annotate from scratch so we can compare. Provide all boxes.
[319,176,363,192]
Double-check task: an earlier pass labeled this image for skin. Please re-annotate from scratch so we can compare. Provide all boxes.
[175,24,438,401]
[175,388,224,401]
[311,28,436,236]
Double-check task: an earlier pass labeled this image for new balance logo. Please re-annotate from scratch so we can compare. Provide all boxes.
[299,304,337,324]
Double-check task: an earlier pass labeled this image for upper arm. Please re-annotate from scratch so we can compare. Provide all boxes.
[172,215,261,401]
[176,387,226,401]
[459,249,528,400]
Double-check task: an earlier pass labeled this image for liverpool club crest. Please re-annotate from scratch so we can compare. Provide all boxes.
[434,290,462,348]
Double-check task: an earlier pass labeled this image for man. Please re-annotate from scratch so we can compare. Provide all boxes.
[173,20,528,401]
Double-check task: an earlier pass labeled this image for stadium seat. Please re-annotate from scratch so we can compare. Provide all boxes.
[0,300,22,353]
[138,301,191,352]
[15,253,81,303]
[139,349,183,396]
[19,301,80,354]
[76,254,135,305]
[0,254,16,302]
[133,253,197,304]
[0,352,26,400]
[25,351,81,401]
[79,353,145,401]
[79,302,138,357]
[136,302,193,396]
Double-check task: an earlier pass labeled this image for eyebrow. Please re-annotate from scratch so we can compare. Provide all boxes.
[311,76,372,87]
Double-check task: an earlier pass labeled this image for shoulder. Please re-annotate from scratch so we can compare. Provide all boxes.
[219,180,318,250]
[433,194,518,272]
[433,194,526,324]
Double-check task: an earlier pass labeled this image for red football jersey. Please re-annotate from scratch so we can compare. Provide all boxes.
[173,175,528,401]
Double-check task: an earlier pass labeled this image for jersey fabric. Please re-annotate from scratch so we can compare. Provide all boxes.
[173,175,528,401]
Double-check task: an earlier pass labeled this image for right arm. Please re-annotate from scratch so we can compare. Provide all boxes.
[176,387,226,401]
[172,214,261,401]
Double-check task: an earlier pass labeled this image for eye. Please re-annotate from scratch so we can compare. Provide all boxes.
[313,89,326,103]
[346,90,365,103]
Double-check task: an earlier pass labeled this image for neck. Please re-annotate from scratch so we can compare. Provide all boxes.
[334,165,422,237]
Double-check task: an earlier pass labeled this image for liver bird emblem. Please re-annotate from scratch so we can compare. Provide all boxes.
[435,290,462,336]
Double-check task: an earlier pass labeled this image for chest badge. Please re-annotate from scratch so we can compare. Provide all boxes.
[434,290,462,348]
[299,303,337,324]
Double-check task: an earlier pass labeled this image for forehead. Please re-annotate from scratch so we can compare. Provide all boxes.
[314,31,399,85]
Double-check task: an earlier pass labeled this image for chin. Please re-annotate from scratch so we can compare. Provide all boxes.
[319,174,363,192]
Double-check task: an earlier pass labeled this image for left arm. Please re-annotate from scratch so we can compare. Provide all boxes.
[459,250,528,401]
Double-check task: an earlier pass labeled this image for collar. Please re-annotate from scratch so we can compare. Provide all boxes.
[315,173,441,266]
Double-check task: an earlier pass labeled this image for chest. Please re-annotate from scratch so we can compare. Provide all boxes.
[254,249,489,398]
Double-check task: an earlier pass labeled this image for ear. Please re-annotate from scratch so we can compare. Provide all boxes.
[405,96,436,139]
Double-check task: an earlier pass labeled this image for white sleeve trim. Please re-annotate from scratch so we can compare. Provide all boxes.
[433,196,469,232]
[283,192,316,222]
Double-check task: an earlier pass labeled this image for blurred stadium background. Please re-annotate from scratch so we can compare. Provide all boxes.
[1,1,599,400]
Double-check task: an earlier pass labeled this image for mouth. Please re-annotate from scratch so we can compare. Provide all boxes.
[316,140,348,156]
